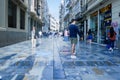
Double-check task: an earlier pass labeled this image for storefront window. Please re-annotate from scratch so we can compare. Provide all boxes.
[99,13,106,44]
[90,11,98,42]
[99,4,112,44]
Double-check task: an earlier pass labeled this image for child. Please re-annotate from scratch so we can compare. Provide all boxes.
[87,29,93,43]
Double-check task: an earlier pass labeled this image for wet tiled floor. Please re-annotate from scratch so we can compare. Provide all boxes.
[58,39,120,80]
[0,37,120,80]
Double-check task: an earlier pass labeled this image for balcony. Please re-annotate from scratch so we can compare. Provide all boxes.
[75,12,81,19]
[66,0,72,8]
[87,0,97,7]
[30,6,37,18]
[64,10,70,19]
[81,4,88,14]
[87,0,108,7]
[86,0,105,13]
[12,0,27,9]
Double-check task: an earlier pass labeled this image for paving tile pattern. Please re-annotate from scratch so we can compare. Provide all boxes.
[0,37,120,80]
[58,39,120,80]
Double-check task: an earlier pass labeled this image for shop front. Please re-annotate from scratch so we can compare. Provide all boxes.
[99,4,112,44]
[90,11,98,42]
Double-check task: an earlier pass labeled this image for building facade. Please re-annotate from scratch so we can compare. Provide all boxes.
[0,0,29,47]
[0,0,48,47]
[63,0,71,29]
[49,15,59,31]
[41,0,49,32]
[60,0,81,29]
[59,0,65,31]
[81,0,120,49]
[29,0,43,38]
[60,0,120,49]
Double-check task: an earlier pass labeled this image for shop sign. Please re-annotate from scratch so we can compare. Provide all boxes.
[100,4,111,13]
[101,4,112,27]
[91,11,98,17]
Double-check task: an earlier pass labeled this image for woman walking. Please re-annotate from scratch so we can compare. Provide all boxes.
[108,27,116,51]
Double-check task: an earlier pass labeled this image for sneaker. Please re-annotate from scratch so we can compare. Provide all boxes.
[71,55,76,59]
[111,48,113,52]
[109,48,112,50]
[109,48,113,52]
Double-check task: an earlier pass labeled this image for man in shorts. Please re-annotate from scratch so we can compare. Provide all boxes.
[68,19,80,59]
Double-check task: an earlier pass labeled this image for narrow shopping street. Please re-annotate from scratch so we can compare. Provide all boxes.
[1,0,120,80]
[0,37,120,80]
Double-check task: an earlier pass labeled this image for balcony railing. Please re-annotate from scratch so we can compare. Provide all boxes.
[87,0,97,7]
[12,0,27,9]
[66,0,72,8]
[81,4,88,13]
[87,0,104,12]
[64,10,70,18]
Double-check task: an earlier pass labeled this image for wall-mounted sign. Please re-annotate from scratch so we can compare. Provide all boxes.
[100,4,111,13]
[91,11,98,17]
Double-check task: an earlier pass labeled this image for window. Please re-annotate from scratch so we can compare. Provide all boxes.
[20,9,25,30]
[8,0,17,28]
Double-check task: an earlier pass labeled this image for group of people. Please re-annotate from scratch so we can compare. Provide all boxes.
[31,27,61,48]
[31,19,117,57]
[66,19,117,59]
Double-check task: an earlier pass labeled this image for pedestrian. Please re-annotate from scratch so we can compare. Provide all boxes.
[64,29,69,41]
[86,29,93,43]
[68,19,81,59]
[107,26,117,51]
[31,26,37,48]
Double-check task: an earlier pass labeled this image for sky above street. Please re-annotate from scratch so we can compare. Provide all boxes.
[47,0,61,21]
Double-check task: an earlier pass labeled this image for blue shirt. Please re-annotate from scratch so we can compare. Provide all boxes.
[69,24,80,38]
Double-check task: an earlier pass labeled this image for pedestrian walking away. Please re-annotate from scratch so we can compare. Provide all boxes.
[68,19,81,59]
[31,26,37,48]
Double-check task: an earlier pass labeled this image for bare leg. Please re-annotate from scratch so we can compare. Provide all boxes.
[34,39,36,47]
[31,39,34,48]
[71,43,75,55]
